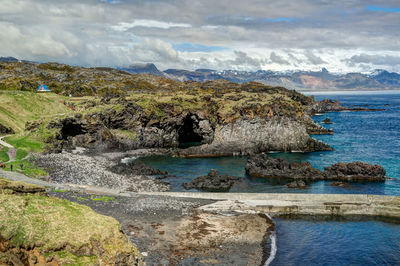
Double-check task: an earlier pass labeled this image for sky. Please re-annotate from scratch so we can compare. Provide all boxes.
[0,0,399,73]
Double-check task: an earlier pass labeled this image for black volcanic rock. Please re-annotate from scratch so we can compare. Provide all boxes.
[246,154,325,180]
[324,162,386,181]
[286,180,307,189]
[109,161,167,176]
[0,122,14,134]
[322,117,333,124]
[246,155,386,182]
[183,170,240,192]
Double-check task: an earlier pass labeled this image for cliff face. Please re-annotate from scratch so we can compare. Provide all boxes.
[177,117,332,157]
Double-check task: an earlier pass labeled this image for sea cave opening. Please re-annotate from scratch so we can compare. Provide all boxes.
[61,121,84,140]
[178,115,203,148]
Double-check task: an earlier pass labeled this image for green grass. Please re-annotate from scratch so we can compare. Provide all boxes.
[6,159,48,178]
[0,179,141,265]
[91,196,116,203]
[77,197,88,201]
[0,91,72,133]
[0,146,9,163]
[5,134,45,153]
[53,189,68,193]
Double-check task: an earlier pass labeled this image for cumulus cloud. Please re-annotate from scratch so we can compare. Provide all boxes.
[304,51,327,65]
[0,0,399,72]
[270,52,290,65]
[344,54,400,66]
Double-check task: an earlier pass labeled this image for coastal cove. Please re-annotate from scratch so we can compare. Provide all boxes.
[139,91,400,196]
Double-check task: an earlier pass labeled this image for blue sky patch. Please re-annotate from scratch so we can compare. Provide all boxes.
[367,6,400,13]
[173,42,229,52]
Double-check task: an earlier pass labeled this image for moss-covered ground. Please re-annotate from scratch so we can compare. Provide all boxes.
[0,178,142,265]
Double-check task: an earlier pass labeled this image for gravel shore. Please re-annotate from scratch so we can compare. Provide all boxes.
[34,149,170,192]
[50,191,272,265]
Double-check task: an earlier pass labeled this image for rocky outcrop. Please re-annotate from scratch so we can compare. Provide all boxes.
[109,161,167,176]
[324,162,386,181]
[311,99,386,113]
[177,118,333,157]
[246,155,386,182]
[0,178,46,195]
[246,154,325,180]
[183,170,240,192]
[286,180,308,189]
[0,123,14,134]
[322,117,333,124]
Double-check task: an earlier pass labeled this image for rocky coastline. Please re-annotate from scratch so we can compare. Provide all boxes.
[246,154,386,182]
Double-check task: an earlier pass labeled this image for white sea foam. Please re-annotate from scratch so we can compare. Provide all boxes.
[265,230,277,266]
[264,213,277,266]
[121,156,137,164]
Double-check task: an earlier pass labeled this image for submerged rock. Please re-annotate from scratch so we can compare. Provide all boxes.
[183,169,240,192]
[246,155,386,182]
[324,162,386,181]
[286,180,308,189]
[322,117,333,124]
[330,181,353,188]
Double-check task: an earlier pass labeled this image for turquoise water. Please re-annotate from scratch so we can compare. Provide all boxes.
[272,216,400,266]
[139,91,400,196]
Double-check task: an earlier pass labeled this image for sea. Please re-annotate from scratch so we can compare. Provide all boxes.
[137,90,400,265]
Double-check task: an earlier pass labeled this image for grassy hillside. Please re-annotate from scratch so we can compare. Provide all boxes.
[0,90,72,133]
[0,178,143,265]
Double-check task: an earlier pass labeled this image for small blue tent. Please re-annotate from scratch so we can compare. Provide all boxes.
[37,85,51,92]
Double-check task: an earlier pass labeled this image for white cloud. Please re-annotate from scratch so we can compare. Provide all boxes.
[111,20,191,31]
[0,0,399,72]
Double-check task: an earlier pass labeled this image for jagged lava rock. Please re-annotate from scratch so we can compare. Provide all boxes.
[183,169,240,192]
[286,180,308,189]
[109,161,167,176]
[324,162,386,181]
[322,117,333,124]
[246,155,386,182]
[246,154,325,180]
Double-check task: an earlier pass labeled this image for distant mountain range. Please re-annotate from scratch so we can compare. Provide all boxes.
[120,64,400,90]
[2,56,399,90]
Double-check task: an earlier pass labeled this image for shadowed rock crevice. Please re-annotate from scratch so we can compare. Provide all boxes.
[178,115,204,147]
[61,120,85,139]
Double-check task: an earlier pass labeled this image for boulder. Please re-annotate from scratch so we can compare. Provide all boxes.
[286,180,307,189]
[330,181,353,188]
[324,162,386,181]
[322,117,333,124]
[246,154,325,180]
[183,169,240,192]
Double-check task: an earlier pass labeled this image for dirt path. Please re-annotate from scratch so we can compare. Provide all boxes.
[0,135,16,163]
